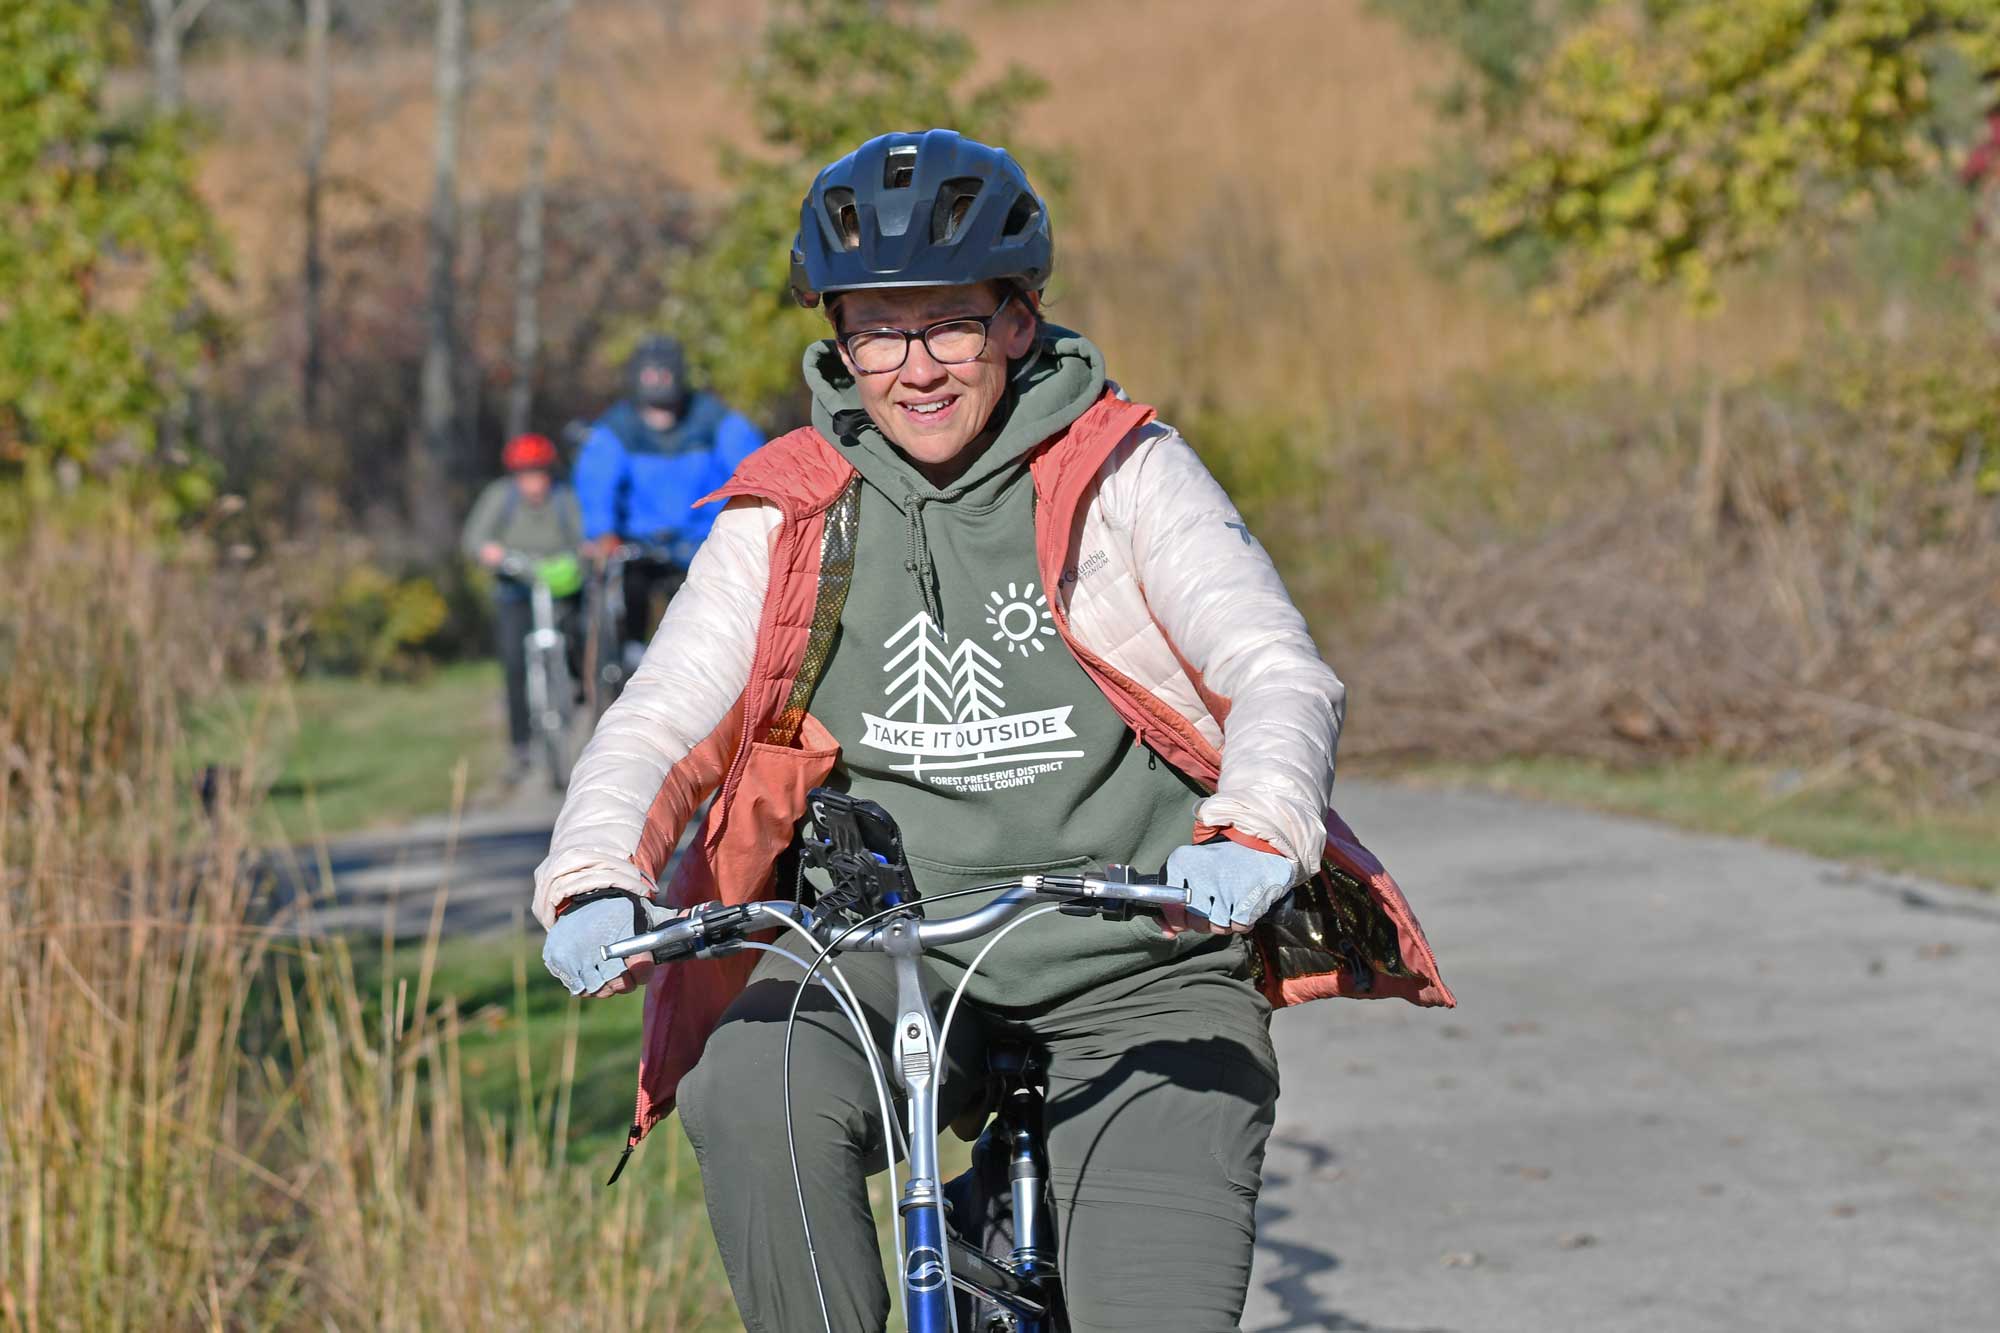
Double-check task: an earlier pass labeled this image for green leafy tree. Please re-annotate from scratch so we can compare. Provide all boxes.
[0,0,222,481]
[1439,0,2000,313]
[1370,0,1609,281]
[656,0,1050,420]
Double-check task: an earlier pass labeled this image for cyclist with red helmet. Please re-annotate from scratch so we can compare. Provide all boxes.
[462,433,585,776]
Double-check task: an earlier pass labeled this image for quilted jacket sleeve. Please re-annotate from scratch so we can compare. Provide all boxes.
[530,498,777,927]
[1116,425,1345,879]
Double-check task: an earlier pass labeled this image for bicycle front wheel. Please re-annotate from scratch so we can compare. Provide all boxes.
[584,574,625,722]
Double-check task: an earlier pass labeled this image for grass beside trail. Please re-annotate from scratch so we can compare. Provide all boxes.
[193,662,508,843]
[1393,756,2000,891]
[356,929,955,1312]
[358,930,652,1161]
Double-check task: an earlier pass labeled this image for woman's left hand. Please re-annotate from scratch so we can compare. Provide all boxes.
[1157,840,1296,938]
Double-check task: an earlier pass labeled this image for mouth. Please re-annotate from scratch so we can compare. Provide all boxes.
[894,394,961,428]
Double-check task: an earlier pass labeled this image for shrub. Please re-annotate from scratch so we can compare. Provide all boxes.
[296,560,449,680]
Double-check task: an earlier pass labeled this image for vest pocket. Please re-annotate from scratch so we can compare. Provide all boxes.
[710,717,839,902]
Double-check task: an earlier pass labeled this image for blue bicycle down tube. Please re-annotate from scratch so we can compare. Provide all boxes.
[901,1200,951,1333]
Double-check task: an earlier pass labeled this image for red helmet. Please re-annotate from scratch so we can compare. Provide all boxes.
[502,433,557,472]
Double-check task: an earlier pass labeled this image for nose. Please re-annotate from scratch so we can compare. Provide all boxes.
[899,338,948,389]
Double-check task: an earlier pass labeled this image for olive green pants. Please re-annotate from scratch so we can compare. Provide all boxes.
[677,944,1279,1333]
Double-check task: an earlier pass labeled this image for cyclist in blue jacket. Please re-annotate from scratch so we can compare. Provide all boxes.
[574,334,764,657]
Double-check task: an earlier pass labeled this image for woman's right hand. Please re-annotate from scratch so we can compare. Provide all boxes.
[587,956,652,997]
[541,896,674,997]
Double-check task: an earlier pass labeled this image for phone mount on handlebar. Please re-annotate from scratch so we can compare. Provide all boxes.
[799,787,922,923]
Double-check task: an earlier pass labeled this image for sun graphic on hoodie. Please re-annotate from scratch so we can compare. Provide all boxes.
[985,582,1057,656]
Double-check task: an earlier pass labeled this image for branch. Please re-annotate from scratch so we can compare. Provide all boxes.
[172,0,219,39]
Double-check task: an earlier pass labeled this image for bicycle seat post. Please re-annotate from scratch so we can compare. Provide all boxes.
[884,919,952,1332]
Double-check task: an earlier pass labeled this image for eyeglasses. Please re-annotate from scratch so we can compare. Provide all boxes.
[838,292,1016,376]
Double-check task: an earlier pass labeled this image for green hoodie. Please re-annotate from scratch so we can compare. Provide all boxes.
[799,330,1225,1009]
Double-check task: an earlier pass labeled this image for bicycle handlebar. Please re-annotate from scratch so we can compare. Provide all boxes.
[601,539,690,570]
[600,871,1189,966]
[496,550,579,583]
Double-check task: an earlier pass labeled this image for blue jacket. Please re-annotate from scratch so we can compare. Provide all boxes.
[572,392,764,558]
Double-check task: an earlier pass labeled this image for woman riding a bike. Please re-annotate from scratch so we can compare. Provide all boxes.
[462,431,585,779]
[535,130,1452,1332]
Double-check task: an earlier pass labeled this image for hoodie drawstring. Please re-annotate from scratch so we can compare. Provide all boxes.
[904,493,945,625]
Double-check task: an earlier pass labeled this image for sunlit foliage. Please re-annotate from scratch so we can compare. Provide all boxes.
[1456,0,2000,311]
[0,1,223,479]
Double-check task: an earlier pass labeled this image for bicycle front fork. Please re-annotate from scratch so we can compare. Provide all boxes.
[887,925,1061,1333]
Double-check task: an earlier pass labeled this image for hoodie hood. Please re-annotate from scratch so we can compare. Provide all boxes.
[803,326,1108,622]
[601,391,730,458]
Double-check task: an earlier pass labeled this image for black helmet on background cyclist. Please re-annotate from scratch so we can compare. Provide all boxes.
[789,128,1053,310]
[625,333,690,416]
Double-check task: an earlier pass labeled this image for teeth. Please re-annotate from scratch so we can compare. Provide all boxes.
[905,400,948,415]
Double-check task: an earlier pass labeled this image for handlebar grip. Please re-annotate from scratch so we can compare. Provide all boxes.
[1112,881,1191,907]
[602,917,698,963]
[1096,864,1187,907]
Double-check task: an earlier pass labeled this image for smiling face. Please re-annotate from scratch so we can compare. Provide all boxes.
[831,282,1038,483]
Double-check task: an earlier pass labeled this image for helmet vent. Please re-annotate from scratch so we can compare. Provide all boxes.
[1001,192,1041,240]
[932,178,983,244]
[884,145,919,190]
[823,187,861,250]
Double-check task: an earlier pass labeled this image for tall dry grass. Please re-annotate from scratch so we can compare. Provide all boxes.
[0,503,732,1329]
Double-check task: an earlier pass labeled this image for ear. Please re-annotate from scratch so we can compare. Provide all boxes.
[996,293,1038,359]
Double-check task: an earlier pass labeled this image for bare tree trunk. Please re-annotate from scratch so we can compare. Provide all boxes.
[301,0,333,427]
[505,0,576,440]
[415,0,470,545]
[144,0,216,113]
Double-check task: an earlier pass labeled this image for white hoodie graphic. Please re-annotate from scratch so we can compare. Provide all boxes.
[862,586,1083,787]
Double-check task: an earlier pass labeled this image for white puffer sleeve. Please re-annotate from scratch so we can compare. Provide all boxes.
[1114,426,1345,878]
[530,498,777,927]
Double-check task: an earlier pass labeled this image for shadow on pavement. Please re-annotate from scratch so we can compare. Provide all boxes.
[1248,1136,1456,1333]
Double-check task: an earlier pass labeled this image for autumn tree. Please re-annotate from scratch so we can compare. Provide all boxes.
[656,0,1049,420]
[1416,0,2000,316]
[0,0,222,484]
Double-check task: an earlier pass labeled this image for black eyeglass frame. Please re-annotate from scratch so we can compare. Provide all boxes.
[835,291,1018,376]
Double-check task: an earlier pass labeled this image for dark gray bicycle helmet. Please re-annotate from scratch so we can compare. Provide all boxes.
[625,333,690,414]
[790,129,1053,309]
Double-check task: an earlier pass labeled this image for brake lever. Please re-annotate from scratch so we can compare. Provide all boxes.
[604,902,761,963]
[1052,864,1178,920]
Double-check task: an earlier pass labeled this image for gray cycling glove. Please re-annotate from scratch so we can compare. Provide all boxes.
[1167,840,1298,931]
[541,893,675,996]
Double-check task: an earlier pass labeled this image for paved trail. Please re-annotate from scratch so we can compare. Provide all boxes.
[266,779,566,936]
[295,780,1999,1331]
[1242,783,1999,1333]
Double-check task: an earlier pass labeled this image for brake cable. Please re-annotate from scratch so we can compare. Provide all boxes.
[733,939,910,1284]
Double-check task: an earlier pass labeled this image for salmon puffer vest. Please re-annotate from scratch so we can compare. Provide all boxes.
[584,390,1452,1163]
